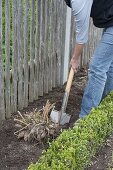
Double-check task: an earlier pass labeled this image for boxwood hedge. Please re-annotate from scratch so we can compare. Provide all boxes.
[28,92,113,170]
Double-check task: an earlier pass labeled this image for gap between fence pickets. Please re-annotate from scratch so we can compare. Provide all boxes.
[63,7,72,84]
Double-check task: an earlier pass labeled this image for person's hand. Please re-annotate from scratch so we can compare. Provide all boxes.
[70,57,79,72]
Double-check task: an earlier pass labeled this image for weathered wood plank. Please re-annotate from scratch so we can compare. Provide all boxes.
[70,15,75,58]
[0,0,5,121]
[41,0,45,95]
[17,0,24,110]
[47,0,53,91]
[43,0,49,93]
[63,6,72,83]
[60,0,65,85]
[52,0,57,88]
[38,0,45,96]
[34,0,40,99]
[29,0,35,102]
[11,0,18,113]
[56,0,61,86]
[5,0,11,118]
[23,0,29,107]
[50,0,54,88]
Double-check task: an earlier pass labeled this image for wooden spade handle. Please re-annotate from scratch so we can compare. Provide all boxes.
[59,68,75,123]
[65,67,74,93]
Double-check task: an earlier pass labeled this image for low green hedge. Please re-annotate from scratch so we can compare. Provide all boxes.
[28,92,113,170]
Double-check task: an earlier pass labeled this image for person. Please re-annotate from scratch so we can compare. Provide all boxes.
[64,0,113,118]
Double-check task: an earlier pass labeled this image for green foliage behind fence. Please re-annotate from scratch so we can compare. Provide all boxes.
[2,0,35,65]
[28,92,113,170]
[2,0,12,65]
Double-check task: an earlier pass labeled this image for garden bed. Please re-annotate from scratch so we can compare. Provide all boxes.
[0,67,113,170]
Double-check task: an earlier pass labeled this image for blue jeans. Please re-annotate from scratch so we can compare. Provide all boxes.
[80,26,113,118]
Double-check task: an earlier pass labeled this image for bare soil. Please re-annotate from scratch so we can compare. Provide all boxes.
[0,67,113,170]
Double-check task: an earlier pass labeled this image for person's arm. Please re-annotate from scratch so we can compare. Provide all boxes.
[70,43,84,71]
[70,0,93,72]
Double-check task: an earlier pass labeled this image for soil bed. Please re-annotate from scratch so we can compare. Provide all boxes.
[0,67,113,170]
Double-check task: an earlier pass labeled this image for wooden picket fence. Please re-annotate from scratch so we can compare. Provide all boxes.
[0,0,102,121]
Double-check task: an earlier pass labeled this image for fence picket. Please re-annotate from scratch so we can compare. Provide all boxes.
[29,0,35,102]
[41,0,45,95]
[60,0,66,85]
[43,0,49,93]
[11,0,18,113]
[38,0,45,96]
[17,0,24,110]
[56,0,61,86]
[0,0,5,121]
[52,0,57,88]
[23,0,29,107]
[34,0,40,99]
[5,0,11,118]
[51,0,54,90]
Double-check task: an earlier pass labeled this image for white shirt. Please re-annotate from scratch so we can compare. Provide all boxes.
[71,0,93,44]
